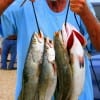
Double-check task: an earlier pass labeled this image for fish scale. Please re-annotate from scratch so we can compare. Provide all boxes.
[38,38,57,100]
[18,32,44,100]
[54,31,73,100]
[62,23,86,100]
[68,31,85,100]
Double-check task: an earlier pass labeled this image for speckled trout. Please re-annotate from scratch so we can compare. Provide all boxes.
[54,31,73,100]
[18,32,44,100]
[38,37,57,100]
[62,23,86,100]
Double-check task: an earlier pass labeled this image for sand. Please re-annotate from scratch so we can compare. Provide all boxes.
[0,70,16,100]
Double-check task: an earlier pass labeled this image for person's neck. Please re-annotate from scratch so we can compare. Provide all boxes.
[46,0,67,12]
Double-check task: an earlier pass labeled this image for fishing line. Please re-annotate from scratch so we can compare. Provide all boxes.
[65,0,70,27]
[60,0,70,46]
[20,0,41,34]
[32,2,41,33]
[20,0,34,7]
[74,13,100,92]
[20,0,41,33]
[20,0,27,7]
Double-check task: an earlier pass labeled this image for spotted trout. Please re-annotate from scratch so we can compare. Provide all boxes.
[38,37,57,100]
[18,32,44,100]
[54,31,73,100]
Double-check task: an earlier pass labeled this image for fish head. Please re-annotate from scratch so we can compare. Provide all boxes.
[62,23,87,49]
[54,31,65,47]
[44,37,55,62]
[72,30,87,47]
[67,30,85,56]
[62,23,75,48]
[31,31,44,52]
[68,31,85,68]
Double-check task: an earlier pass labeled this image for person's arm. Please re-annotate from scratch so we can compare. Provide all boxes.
[70,0,100,51]
[0,0,13,15]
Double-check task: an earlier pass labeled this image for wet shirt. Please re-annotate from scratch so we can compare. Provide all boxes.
[1,0,95,100]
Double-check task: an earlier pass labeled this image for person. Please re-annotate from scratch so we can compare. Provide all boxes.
[0,16,17,70]
[1,0,100,100]
[1,35,17,70]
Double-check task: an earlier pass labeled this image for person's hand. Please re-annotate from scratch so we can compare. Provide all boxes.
[70,0,87,15]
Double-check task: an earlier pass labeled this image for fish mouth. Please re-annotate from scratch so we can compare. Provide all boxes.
[36,32,44,43]
[32,32,44,44]
[45,37,54,48]
[54,31,65,46]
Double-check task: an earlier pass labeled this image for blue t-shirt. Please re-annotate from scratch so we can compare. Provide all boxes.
[1,0,96,100]
[0,24,1,35]
[0,17,1,34]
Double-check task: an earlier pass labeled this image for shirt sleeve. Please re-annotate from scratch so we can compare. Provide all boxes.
[0,0,20,38]
[1,13,16,38]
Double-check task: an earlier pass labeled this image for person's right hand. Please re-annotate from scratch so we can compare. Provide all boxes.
[70,0,87,15]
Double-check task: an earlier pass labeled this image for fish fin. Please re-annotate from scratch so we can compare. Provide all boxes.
[78,56,84,68]
[72,30,87,47]
[67,32,74,50]
[51,62,57,75]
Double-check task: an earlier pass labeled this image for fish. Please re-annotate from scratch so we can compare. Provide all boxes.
[67,30,86,100]
[54,31,73,100]
[62,23,86,100]
[38,37,57,100]
[18,32,44,100]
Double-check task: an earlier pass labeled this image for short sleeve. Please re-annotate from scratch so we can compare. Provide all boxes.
[0,0,22,38]
[1,13,16,38]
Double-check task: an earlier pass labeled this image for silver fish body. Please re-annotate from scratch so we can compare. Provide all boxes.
[38,37,57,100]
[62,24,86,100]
[54,31,73,100]
[68,31,86,100]
[18,32,44,100]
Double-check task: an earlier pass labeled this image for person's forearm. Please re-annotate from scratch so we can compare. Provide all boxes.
[0,0,13,15]
[80,4,100,51]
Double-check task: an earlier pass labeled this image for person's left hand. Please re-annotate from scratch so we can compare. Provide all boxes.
[70,0,87,15]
